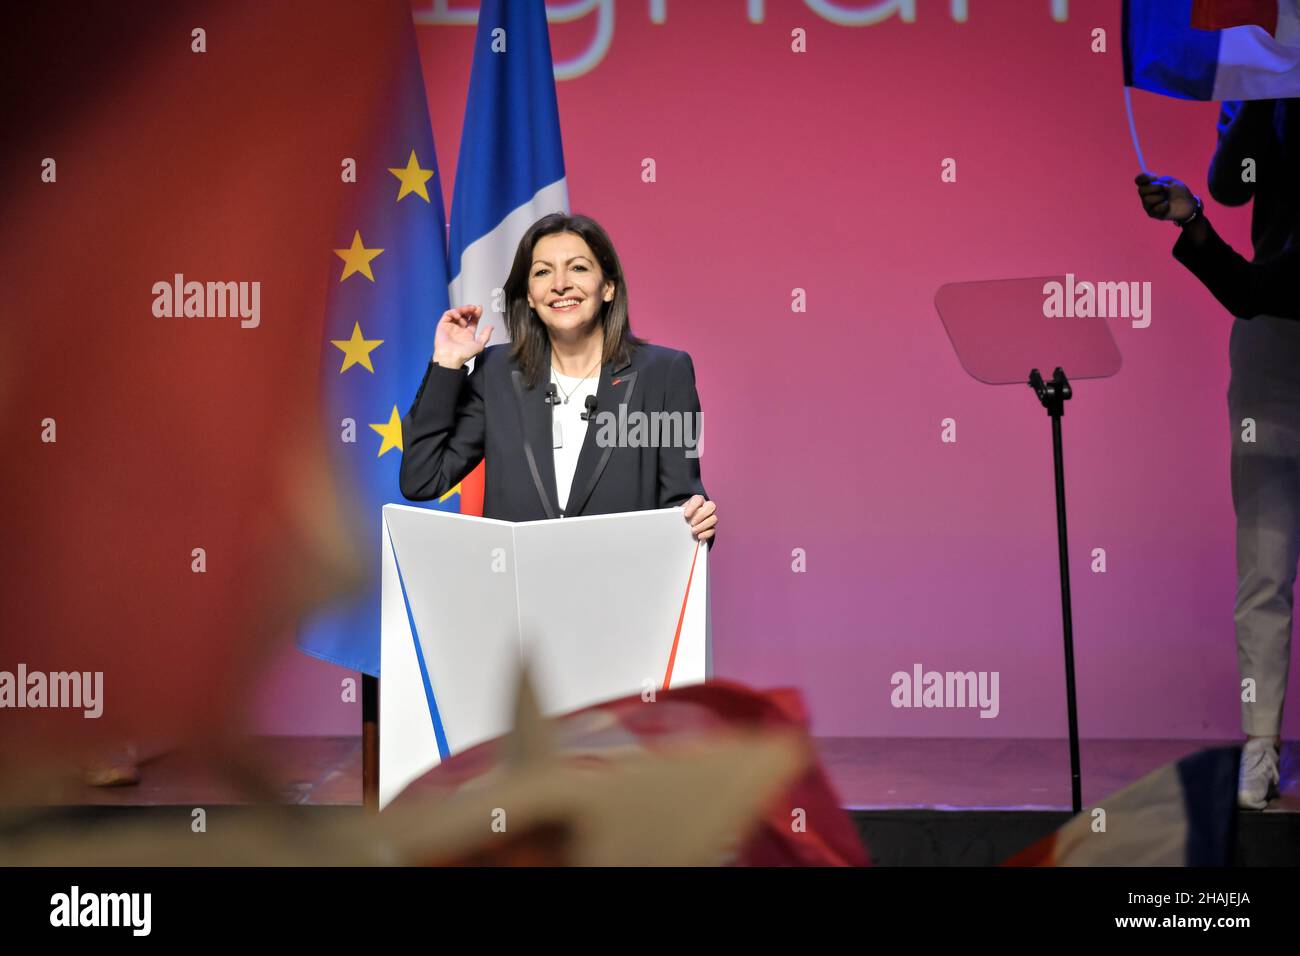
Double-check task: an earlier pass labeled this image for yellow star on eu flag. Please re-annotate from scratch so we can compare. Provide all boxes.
[334,230,383,282]
[331,321,384,373]
[370,406,403,457]
[388,149,435,203]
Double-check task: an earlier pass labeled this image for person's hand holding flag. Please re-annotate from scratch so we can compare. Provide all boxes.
[1135,173,1201,224]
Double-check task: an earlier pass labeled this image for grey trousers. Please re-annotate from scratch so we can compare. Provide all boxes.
[1229,315,1300,737]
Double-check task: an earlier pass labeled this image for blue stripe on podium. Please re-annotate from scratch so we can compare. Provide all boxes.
[390,535,451,760]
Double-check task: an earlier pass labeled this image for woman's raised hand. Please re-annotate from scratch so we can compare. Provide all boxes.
[432,305,492,369]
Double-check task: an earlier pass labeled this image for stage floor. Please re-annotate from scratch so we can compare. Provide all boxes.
[37,736,1299,812]
[15,737,1298,866]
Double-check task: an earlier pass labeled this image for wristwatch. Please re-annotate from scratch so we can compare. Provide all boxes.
[1176,194,1203,228]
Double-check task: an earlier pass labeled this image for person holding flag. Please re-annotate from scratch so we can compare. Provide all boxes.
[1133,101,1300,320]
[1133,98,1298,810]
[1124,0,1300,810]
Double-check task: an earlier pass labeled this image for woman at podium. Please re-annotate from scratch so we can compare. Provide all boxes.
[399,212,717,544]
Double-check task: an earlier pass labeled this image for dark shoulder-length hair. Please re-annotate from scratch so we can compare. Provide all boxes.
[503,212,644,389]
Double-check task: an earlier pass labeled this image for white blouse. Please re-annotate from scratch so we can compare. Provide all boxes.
[550,368,600,514]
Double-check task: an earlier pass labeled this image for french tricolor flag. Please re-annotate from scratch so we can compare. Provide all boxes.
[1005,747,1240,866]
[443,0,566,515]
[1124,0,1300,99]
[447,0,568,348]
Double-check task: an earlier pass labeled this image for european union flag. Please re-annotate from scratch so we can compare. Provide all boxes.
[296,10,457,676]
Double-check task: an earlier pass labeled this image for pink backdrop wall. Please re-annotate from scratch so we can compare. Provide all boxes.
[255,0,1298,740]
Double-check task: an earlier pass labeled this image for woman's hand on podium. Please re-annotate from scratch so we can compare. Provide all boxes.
[684,495,717,542]
[432,305,492,369]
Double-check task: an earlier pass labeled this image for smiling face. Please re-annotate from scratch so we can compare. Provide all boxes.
[526,232,616,340]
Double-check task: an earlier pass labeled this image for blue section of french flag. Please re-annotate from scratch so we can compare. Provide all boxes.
[1124,0,1300,100]
[1176,746,1241,866]
[447,0,568,346]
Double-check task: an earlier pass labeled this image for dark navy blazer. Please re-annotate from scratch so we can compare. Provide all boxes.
[399,341,710,529]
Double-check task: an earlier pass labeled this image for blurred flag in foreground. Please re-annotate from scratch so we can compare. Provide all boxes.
[294,5,460,677]
[1124,0,1300,100]
[2,1,432,770]
[2,674,837,867]
[390,679,870,866]
[1005,747,1240,865]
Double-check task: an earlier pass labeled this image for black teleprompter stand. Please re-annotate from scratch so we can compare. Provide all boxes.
[1028,367,1082,815]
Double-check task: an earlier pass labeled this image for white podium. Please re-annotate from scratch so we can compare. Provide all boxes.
[379,504,710,808]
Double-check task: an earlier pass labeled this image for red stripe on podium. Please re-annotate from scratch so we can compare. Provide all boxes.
[662,540,702,690]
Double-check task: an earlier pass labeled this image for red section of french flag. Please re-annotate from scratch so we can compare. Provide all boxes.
[1192,0,1281,33]
[391,680,871,866]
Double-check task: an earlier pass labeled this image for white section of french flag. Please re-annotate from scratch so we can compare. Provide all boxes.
[449,179,570,351]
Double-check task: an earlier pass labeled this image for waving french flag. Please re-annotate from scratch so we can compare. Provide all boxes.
[1005,747,1240,866]
[1124,0,1300,99]
[448,0,568,348]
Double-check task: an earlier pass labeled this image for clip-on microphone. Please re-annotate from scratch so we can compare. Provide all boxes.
[581,395,598,421]
[544,383,560,405]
